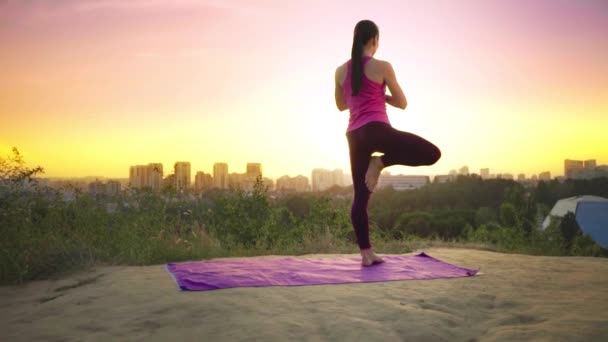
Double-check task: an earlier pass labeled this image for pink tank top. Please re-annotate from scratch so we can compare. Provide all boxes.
[342,56,390,132]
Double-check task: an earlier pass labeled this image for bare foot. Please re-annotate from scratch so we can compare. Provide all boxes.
[365,156,384,193]
[361,248,385,267]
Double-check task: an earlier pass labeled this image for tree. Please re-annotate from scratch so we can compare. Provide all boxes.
[559,212,581,254]
[499,202,518,228]
[0,147,45,191]
[475,207,496,227]
[535,180,553,206]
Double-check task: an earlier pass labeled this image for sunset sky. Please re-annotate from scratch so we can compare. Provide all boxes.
[1,0,607,180]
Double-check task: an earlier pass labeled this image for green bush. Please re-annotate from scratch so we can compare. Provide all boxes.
[2,148,607,284]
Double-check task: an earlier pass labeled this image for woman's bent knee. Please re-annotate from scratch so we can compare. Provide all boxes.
[428,146,441,165]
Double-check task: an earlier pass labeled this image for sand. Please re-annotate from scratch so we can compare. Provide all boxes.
[2,248,607,341]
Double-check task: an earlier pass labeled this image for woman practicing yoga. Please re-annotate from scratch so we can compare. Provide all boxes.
[334,20,442,266]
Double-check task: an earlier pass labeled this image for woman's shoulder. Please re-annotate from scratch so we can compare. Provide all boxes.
[336,60,349,71]
[335,61,349,78]
[368,58,394,79]
[369,57,391,69]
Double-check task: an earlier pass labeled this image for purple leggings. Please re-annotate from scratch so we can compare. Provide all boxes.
[346,121,441,249]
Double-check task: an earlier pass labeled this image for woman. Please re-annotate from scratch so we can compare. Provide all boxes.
[334,20,441,266]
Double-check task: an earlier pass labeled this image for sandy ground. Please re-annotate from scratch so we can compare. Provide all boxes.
[1,248,608,342]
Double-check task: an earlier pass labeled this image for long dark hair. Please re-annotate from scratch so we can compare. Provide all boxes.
[351,20,379,96]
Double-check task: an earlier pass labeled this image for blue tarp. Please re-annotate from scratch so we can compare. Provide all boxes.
[576,202,608,249]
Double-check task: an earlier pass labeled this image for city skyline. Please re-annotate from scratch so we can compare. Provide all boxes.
[2,1,607,180]
[31,157,607,183]
[39,157,608,198]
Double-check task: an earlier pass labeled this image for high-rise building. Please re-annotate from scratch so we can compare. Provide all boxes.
[129,165,147,188]
[564,159,584,178]
[195,171,213,192]
[89,180,105,196]
[574,164,608,180]
[276,175,310,192]
[228,172,250,191]
[246,163,262,178]
[538,171,551,181]
[174,162,191,192]
[517,174,526,182]
[147,163,163,191]
[89,179,121,196]
[480,168,490,179]
[584,160,597,169]
[129,163,163,191]
[213,163,229,189]
[311,168,343,191]
[106,180,121,195]
[458,166,469,176]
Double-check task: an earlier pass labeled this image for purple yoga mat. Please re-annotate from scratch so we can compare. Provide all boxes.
[165,252,480,291]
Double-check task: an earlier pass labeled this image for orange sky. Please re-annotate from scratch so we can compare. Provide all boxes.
[1,0,607,180]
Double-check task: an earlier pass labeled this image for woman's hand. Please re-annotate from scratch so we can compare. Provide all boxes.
[385,94,406,109]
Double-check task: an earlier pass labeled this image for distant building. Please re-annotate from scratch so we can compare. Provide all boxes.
[213,163,229,189]
[106,180,121,195]
[564,159,584,178]
[500,173,514,180]
[517,174,526,182]
[377,174,430,191]
[573,164,608,180]
[89,179,121,196]
[194,171,213,192]
[480,168,490,179]
[226,172,252,191]
[458,166,469,176]
[129,165,146,188]
[276,175,310,192]
[147,163,163,191]
[584,160,597,169]
[538,171,551,181]
[531,174,538,182]
[206,163,266,192]
[129,163,163,191]
[434,175,453,183]
[163,174,175,190]
[89,180,105,196]
[311,168,343,191]
[246,163,262,178]
[174,162,191,192]
[262,177,274,191]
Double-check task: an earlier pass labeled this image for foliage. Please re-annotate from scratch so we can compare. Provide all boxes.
[2,149,607,284]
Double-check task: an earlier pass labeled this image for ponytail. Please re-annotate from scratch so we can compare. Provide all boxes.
[351,35,364,96]
[350,20,379,97]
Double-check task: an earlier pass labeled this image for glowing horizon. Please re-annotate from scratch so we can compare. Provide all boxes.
[1,0,607,180]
